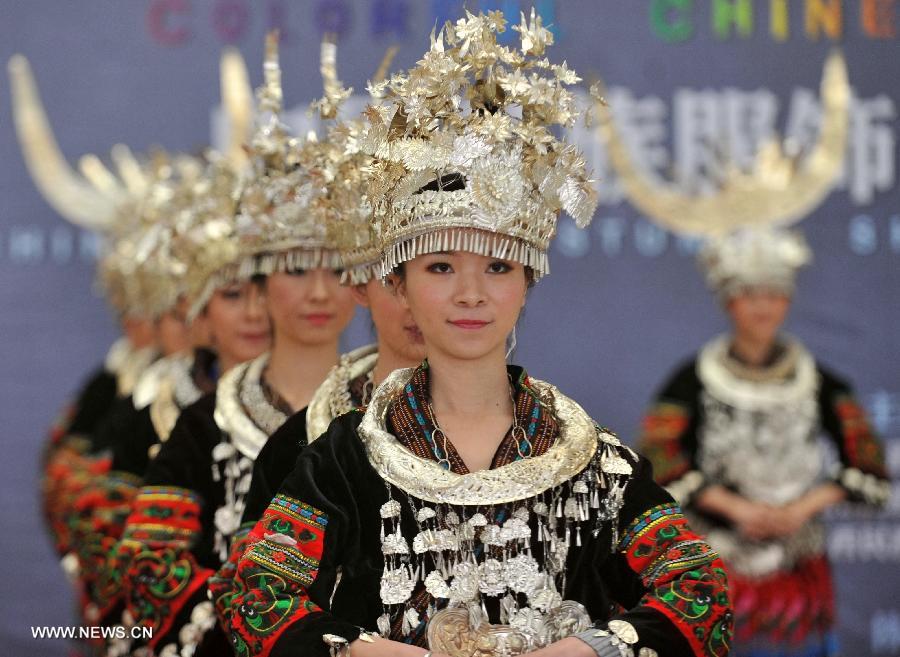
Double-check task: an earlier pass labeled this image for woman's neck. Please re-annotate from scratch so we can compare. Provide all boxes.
[730,332,778,368]
[424,347,515,473]
[264,336,340,412]
[427,348,512,418]
[372,341,420,387]
[218,353,241,375]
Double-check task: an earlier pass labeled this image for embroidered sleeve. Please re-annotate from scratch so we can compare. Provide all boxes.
[228,418,364,657]
[44,445,112,559]
[231,494,358,657]
[638,364,706,506]
[601,458,732,657]
[819,371,891,507]
[70,470,141,622]
[119,485,215,649]
[209,521,254,631]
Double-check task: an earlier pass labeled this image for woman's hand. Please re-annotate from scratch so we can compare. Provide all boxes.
[766,483,847,538]
[696,485,776,539]
[765,503,807,538]
[729,498,778,540]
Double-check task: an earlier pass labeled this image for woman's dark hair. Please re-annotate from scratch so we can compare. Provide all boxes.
[417,172,466,194]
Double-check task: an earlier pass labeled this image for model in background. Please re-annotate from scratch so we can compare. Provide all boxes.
[639,228,889,657]
[210,43,426,625]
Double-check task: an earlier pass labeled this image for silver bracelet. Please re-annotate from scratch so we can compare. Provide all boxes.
[322,633,349,657]
[574,629,635,657]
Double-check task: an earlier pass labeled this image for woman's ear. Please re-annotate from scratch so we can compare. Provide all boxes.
[348,283,371,308]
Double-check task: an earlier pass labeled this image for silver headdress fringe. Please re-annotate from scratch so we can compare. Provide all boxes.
[381,228,549,279]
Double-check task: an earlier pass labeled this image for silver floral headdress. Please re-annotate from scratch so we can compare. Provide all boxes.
[310,40,397,286]
[172,153,250,321]
[699,226,812,299]
[358,10,598,280]
[234,32,347,277]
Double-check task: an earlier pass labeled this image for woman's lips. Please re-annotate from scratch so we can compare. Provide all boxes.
[303,313,334,326]
[239,331,269,342]
[448,319,490,329]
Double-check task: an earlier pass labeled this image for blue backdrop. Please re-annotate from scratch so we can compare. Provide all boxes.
[1,2,897,655]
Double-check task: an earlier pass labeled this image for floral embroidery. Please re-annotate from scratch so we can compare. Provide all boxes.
[210,523,254,630]
[71,471,141,618]
[231,495,329,656]
[638,402,692,486]
[120,486,213,647]
[618,503,732,657]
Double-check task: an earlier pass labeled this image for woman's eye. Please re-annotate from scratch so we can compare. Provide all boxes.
[331,268,345,277]
[220,288,242,300]
[487,261,512,274]
[426,262,452,273]
[287,268,307,276]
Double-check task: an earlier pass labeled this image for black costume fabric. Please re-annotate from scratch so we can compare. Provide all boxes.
[64,367,119,441]
[113,354,297,656]
[228,364,732,657]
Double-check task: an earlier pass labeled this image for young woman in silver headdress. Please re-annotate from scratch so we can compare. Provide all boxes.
[227,13,731,657]
[106,37,360,657]
[639,228,889,657]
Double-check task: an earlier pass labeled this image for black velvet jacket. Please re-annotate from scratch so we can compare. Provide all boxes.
[227,366,732,657]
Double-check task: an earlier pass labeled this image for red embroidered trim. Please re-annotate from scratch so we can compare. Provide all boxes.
[231,495,328,657]
[120,486,212,648]
[619,503,732,657]
[638,402,692,486]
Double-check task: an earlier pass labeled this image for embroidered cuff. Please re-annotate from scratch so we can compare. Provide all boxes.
[837,466,891,507]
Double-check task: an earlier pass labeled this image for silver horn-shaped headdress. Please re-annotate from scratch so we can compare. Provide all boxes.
[8,50,254,233]
[595,51,850,238]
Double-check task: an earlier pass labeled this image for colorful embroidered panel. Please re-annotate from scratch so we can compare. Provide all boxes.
[120,486,213,648]
[834,394,888,479]
[71,471,141,620]
[638,401,693,486]
[209,522,254,630]
[231,494,328,657]
[618,502,732,657]
[43,445,111,556]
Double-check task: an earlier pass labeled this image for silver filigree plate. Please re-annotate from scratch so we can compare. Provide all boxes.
[427,607,537,657]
